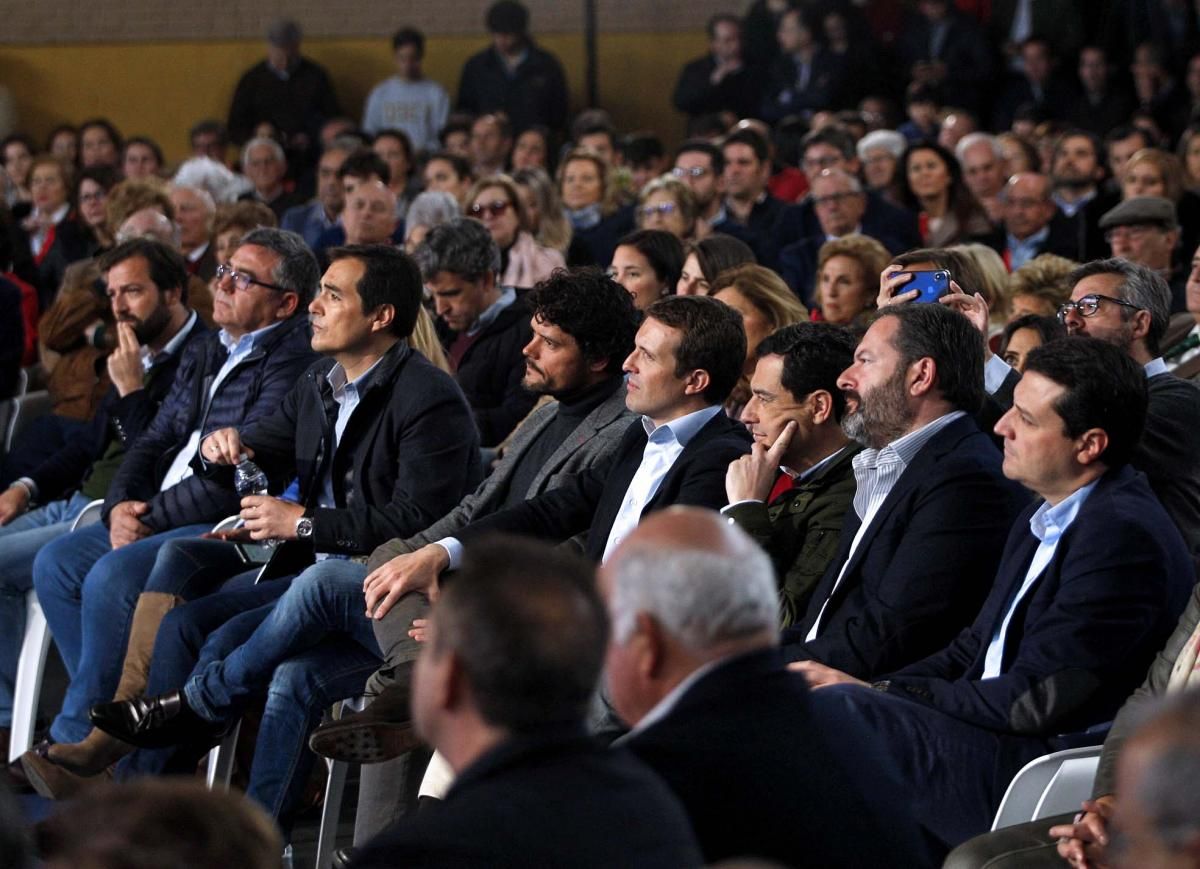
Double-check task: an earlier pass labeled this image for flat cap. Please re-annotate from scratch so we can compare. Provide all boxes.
[1099,196,1178,231]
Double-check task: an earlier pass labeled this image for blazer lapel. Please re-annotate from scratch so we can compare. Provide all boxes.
[529,389,627,493]
[643,412,734,514]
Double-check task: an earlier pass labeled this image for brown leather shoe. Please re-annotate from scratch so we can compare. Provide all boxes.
[308,681,420,764]
[19,749,111,800]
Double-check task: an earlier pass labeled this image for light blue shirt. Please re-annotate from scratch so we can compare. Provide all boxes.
[160,321,284,491]
[981,478,1099,678]
[317,356,385,511]
[1006,226,1049,272]
[987,355,1167,396]
[437,404,723,570]
[467,286,516,337]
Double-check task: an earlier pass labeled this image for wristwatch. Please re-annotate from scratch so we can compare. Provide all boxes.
[295,517,314,540]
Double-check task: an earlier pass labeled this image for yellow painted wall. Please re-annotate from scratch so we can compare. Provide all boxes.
[0,32,709,164]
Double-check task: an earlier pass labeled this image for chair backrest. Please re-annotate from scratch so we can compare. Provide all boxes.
[211,515,241,534]
[0,398,14,457]
[71,499,106,531]
[992,746,1102,830]
[5,389,53,452]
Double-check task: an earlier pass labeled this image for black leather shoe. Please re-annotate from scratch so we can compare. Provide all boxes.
[89,691,223,749]
[308,676,419,764]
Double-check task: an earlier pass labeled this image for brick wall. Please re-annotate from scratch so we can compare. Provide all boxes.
[0,0,732,43]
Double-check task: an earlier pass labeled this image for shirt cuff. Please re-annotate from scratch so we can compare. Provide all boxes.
[435,537,464,571]
[721,499,764,514]
[984,354,1013,395]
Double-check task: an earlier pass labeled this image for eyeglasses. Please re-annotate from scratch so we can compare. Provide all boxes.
[812,191,861,206]
[639,202,678,218]
[1056,293,1142,322]
[79,191,107,204]
[468,199,511,218]
[1103,224,1161,244]
[215,262,288,293]
[671,166,710,179]
[802,155,843,172]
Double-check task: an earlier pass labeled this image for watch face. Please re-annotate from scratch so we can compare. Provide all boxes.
[297,517,313,538]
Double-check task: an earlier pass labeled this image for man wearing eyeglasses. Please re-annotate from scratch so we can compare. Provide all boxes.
[22,228,318,775]
[980,256,1200,557]
[1099,196,1188,313]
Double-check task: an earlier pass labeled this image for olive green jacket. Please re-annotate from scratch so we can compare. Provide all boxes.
[725,444,862,628]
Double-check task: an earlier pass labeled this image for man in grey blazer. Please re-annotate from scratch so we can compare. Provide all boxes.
[312,267,639,841]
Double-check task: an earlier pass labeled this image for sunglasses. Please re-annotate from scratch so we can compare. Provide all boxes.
[469,199,512,218]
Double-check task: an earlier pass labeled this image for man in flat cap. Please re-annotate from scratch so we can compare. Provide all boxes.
[1100,196,1186,312]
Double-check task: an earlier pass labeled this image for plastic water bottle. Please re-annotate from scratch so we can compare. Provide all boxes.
[234,454,278,547]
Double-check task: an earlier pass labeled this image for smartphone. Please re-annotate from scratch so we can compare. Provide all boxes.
[899,270,951,304]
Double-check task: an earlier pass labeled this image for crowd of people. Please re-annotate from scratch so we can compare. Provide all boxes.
[3,0,1200,867]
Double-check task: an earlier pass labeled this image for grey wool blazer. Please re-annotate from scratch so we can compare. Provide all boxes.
[368,383,634,569]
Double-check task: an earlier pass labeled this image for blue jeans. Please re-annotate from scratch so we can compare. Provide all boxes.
[31,521,211,742]
[812,684,1050,849]
[142,537,255,599]
[0,491,93,726]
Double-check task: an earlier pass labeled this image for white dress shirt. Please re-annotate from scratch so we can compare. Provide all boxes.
[805,411,967,641]
[981,479,1097,678]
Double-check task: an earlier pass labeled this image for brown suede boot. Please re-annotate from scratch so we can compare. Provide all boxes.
[47,591,183,776]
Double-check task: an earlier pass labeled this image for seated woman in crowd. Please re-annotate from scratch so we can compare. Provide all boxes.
[1121,146,1200,260]
[635,174,697,243]
[1006,252,1077,320]
[857,129,907,208]
[78,118,122,170]
[813,234,889,326]
[997,313,1065,373]
[677,233,756,295]
[2,133,35,211]
[18,155,92,309]
[75,165,121,255]
[46,125,78,169]
[511,125,551,173]
[709,263,808,418]
[511,166,582,262]
[557,147,634,268]
[401,190,459,254]
[372,128,416,220]
[466,174,563,289]
[609,228,683,310]
[899,141,995,248]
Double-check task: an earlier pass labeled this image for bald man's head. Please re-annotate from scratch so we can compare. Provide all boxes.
[342,180,398,245]
[1004,172,1057,240]
[117,208,180,248]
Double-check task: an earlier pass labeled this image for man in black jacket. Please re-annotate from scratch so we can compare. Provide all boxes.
[0,238,205,783]
[82,246,482,831]
[25,228,318,769]
[422,217,536,447]
[672,14,762,122]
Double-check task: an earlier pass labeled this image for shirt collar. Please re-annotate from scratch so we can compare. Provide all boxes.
[140,310,198,371]
[616,657,725,741]
[640,404,722,446]
[1007,225,1049,250]
[327,353,387,401]
[187,242,209,264]
[855,410,967,470]
[466,285,516,336]
[1144,356,1169,378]
[218,319,283,354]
[1029,477,1099,542]
[784,443,852,482]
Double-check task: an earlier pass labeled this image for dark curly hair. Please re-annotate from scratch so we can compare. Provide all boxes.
[526,267,640,376]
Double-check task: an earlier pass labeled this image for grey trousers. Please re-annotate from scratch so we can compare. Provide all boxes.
[942,813,1074,869]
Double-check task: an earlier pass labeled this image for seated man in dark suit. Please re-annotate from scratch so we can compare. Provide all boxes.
[797,338,1194,852]
[723,322,861,627]
[778,168,915,305]
[782,304,1029,677]
[604,507,932,868]
[421,217,537,447]
[979,258,1200,557]
[1000,173,1083,272]
[351,535,703,869]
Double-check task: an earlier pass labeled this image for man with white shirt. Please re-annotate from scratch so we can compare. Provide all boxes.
[780,303,1028,678]
[982,257,1200,557]
[793,338,1194,853]
[606,507,931,867]
[26,228,318,757]
[723,322,861,627]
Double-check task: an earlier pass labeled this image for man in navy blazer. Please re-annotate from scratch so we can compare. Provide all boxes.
[796,338,1194,851]
[352,294,752,605]
[605,508,934,868]
[782,304,1028,678]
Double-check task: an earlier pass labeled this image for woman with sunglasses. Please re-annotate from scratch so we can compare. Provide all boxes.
[466,175,564,289]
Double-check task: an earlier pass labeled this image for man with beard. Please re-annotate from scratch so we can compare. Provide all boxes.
[780,303,1028,679]
[1051,131,1118,261]
[0,238,207,780]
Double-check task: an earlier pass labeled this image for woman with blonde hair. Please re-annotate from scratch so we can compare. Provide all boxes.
[710,264,808,418]
[949,242,1009,331]
[1121,147,1200,256]
[1006,253,1078,321]
[556,147,634,267]
[813,235,889,325]
[511,167,573,255]
[410,305,450,373]
[635,175,697,241]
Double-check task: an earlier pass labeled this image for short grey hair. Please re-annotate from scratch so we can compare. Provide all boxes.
[955,132,1004,163]
[170,183,216,216]
[1069,257,1172,354]
[1127,690,1200,853]
[173,157,253,204]
[812,167,863,194]
[414,217,500,282]
[405,191,461,232]
[608,527,778,651]
[241,137,286,169]
[856,130,906,162]
[236,227,320,307]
